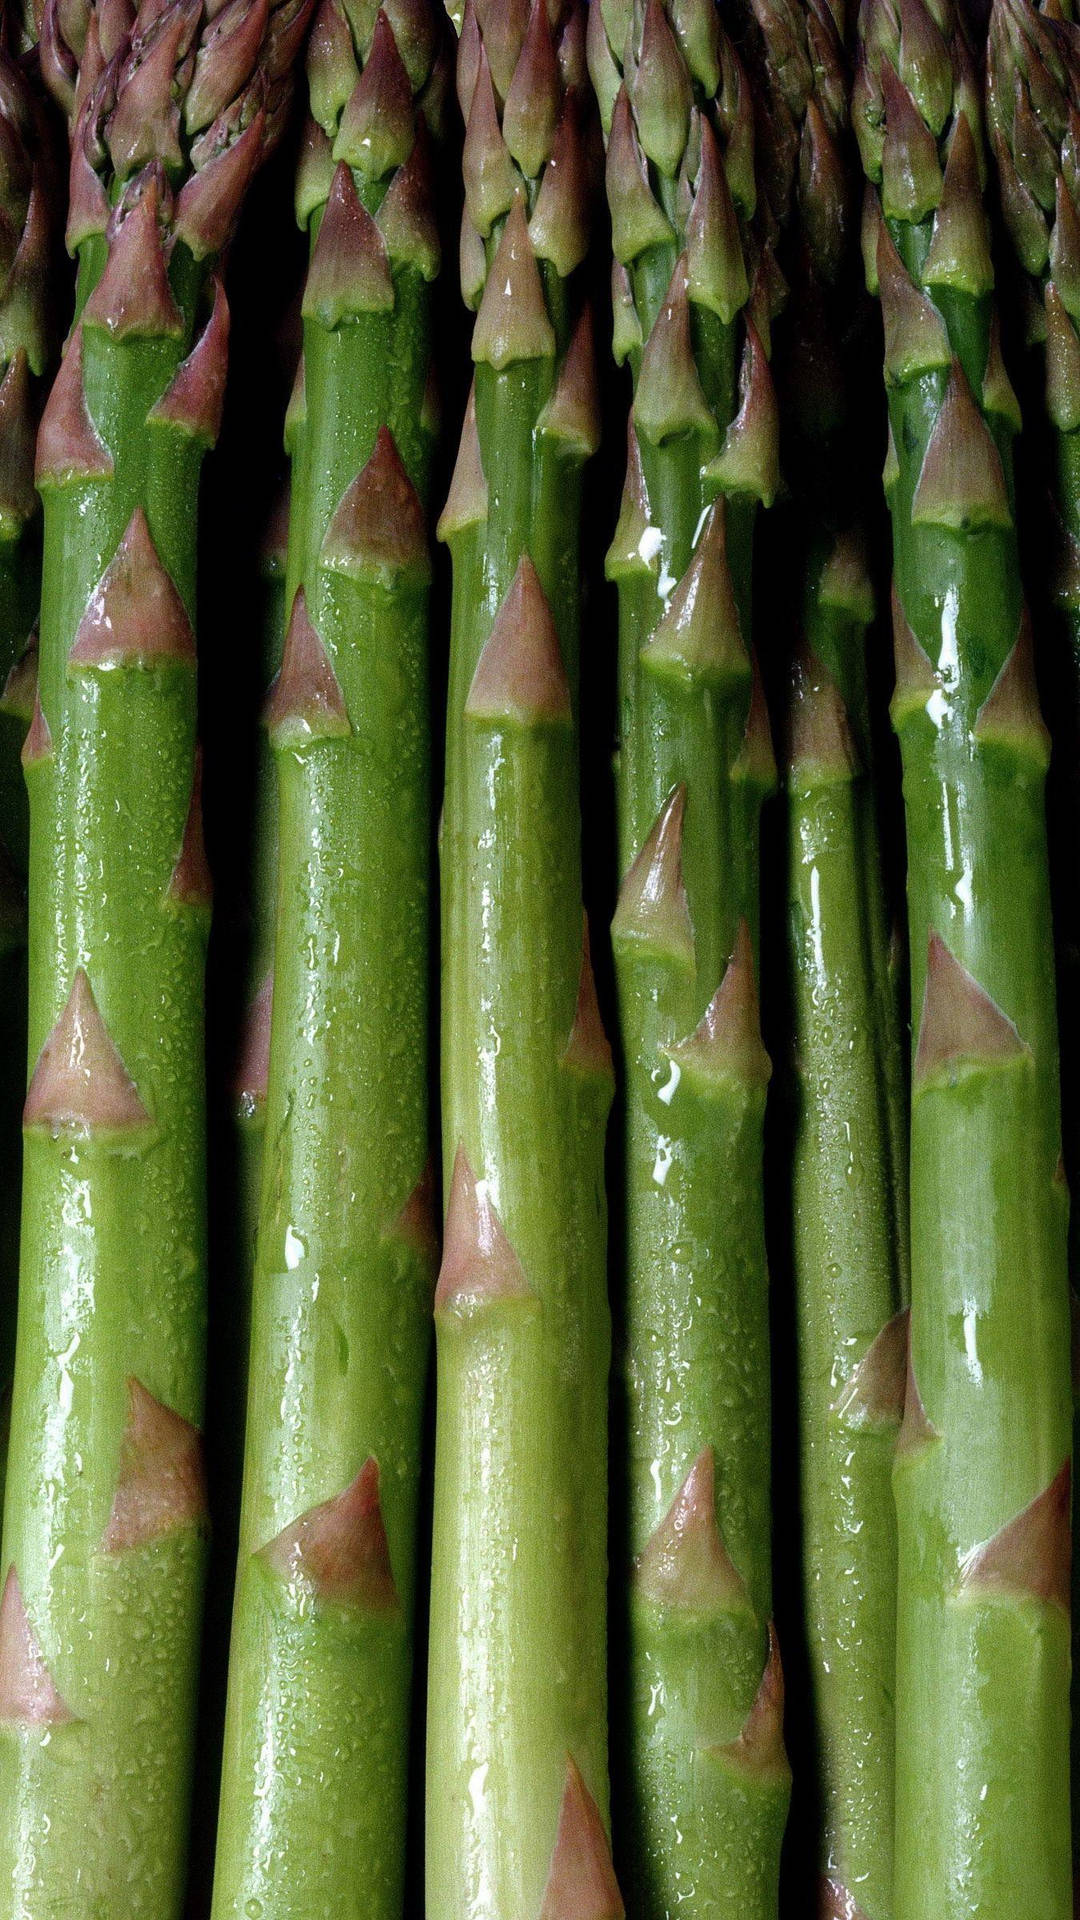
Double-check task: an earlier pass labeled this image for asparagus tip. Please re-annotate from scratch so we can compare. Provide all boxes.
[301,161,394,327]
[264,587,352,748]
[612,784,694,965]
[82,182,184,341]
[35,326,115,488]
[911,360,1012,532]
[643,501,747,684]
[438,381,489,543]
[465,555,571,724]
[321,425,430,585]
[147,274,231,447]
[471,193,556,371]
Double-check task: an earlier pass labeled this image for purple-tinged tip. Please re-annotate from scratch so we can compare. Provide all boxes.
[0,354,36,531]
[235,971,273,1116]
[606,416,655,581]
[435,1145,533,1318]
[66,133,111,253]
[716,1625,791,1783]
[102,1380,207,1552]
[879,57,942,223]
[261,1458,401,1612]
[538,303,600,458]
[147,276,230,446]
[70,510,195,669]
[911,359,1012,531]
[876,219,950,384]
[686,114,747,325]
[465,555,570,723]
[303,162,394,325]
[376,118,440,279]
[732,653,777,791]
[896,1338,940,1457]
[20,689,52,769]
[334,10,414,179]
[562,916,613,1081]
[706,321,780,506]
[264,588,351,748]
[914,933,1027,1088]
[24,969,151,1134]
[438,381,488,542]
[607,85,675,267]
[174,107,266,261]
[321,424,430,586]
[612,785,694,966]
[503,0,559,179]
[635,1448,751,1613]
[471,195,555,370]
[82,187,183,341]
[981,312,1022,434]
[889,581,939,726]
[974,609,1050,762]
[167,752,212,908]
[1,635,38,725]
[833,1309,909,1429]
[529,89,589,278]
[636,256,713,445]
[668,920,771,1091]
[788,650,859,779]
[0,1569,73,1726]
[958,1461,1071,1610]
[463,43,518,238]
[923,112,994,297]
[385,1160,440,1270]
[819,1880,871,1920]
[643,500,746,683]
[539,1756,624,1920]
[35,328,114,489]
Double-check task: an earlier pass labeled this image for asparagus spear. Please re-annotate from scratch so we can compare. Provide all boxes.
[0,2,311,1910]
[986,2,1080,1886]
[427,7,620,1915]
[854,2,1073,1913]
[587,4,789,1911]
[0,34,56,1481]
[744,4,908,1910]
[211,10,447,1914]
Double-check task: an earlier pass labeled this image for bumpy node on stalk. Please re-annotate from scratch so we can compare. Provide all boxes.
[612,784,695,968]
[167,750,212,908]
[896,1336,940,1456]
[876,220,950,383]
[20,688,53,768]
[732,653,777,791]
[889,581,940,726]
[235,970,273,1118]
[685,113,748,324]
[923,112,994,294]
[957,1461,1071,1608]
[261,1458,401,1612]
[471,194,556,370]
[704,322,779,506]
[667,919,771,1090]
[435,1145,533,1317]
[102,1380,208,1550]
[1,635,38,722]
[264,587,351,748]
[24,968,151,1133]
[147,274,230,444]
[974,608,1051,763]
[438,382,488,541]
[1046,281,1080,430]
[82,181,183,339]
[69,508,196,668]
[0,1569,73,1726]
[538,1756,624,1920]
[642,501,746,683]
[384,1160,440,1268]
[981,312,1022,433]
[605,417,655,580]
[321,424,430,586]
[787,650,860,779]
[910,360,1012,531]
[715,1624,790,1782]
[562,916,614,1081]
[606,85,675,265]
[914,932,1028,1088]
[819,1879,871,1920]
[0,354,36,533]
[635,1448,751,1613]
[35,327,114,485]
[334,9,414,178]
[537,305,601,458]
[465,555,571,724]
[635,256,713,444]
[302,162,394,325]
[833,1308,909,1428]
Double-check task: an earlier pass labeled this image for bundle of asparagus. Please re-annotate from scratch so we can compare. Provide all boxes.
[0,1,1074,1917]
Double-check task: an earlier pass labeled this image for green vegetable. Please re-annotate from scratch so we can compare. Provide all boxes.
[209,8,447,1916]
[0,3,310,1911]
[589,2,790,1911]
[855,1,1073,1912]
[427,6,620,1915]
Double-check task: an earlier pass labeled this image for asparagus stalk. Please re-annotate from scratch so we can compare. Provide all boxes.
[587,4,790,1911]
[427,7,620,1915]
[854,3,1073,1914]
[0,36,55,1475]
[210,11,447,1915]
[0,3,311,1910]
[745,4,909,1910]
